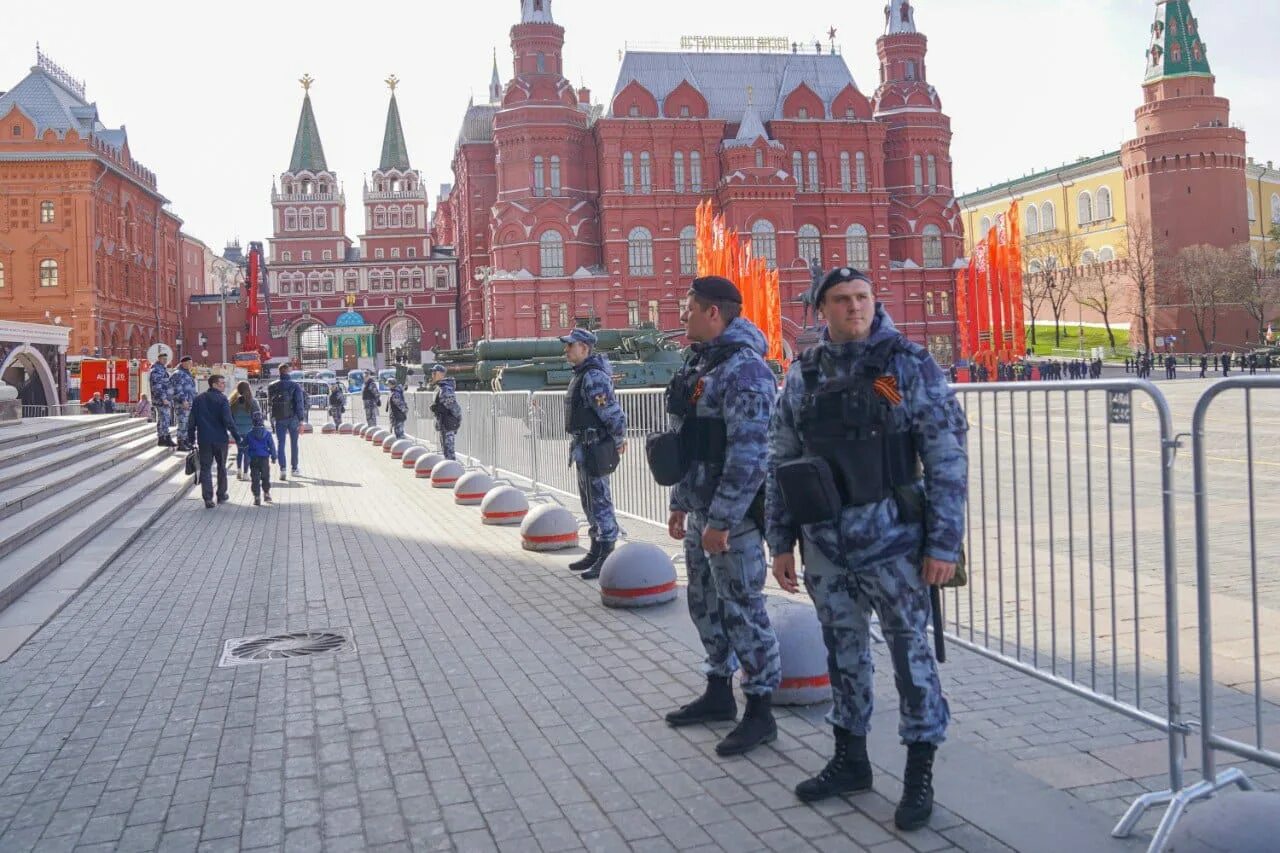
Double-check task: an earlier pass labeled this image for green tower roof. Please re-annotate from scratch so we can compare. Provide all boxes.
[1145,1,1212,83]
[289,92,329,173]
[379,93,412,171]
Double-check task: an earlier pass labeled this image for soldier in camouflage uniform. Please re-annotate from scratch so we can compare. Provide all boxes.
[171,356,198,451]
[561,328,628,581]
[148,352,174,447]
[663,276,782,757]
[428,365,462,460]
[766,267,967,831]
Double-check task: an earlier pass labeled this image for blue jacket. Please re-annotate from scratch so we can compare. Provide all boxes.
[431,378,462,429]
[669,317,775,530]
[230,397,258,437]
[149,362,172,404]
[266,377,307,422]
[766,306,969,566]
[187,388,239,448]
[241,426,277,461]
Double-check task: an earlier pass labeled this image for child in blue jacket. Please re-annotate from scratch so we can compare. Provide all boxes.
[243,411,278,506]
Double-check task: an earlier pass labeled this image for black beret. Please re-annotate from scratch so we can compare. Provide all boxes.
[814,266,873,306]
[691,276,743,305]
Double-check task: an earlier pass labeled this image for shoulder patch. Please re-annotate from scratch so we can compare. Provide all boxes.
[594,393,609,408]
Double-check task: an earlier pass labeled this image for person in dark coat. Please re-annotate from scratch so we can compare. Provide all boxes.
[186,374,241,509]
[1199,355,1208,378]
[86,392,106,414]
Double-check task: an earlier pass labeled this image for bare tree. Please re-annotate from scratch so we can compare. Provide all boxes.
[1222,244,1279,343]
[1173,245,1251,350]
[1024,231,1086,347]
[1123,215,1166,354]
[1075,259,1124,351]
[1022,269,1052,348]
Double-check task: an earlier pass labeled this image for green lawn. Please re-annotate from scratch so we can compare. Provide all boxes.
[1024,323,1129,357]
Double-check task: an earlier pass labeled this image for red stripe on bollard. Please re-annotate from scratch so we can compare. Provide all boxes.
[601,581,677,599]
[779,674,831,690]
[523,532,579,544]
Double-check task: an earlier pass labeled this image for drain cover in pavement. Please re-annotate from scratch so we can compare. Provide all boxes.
[219,629,354,667]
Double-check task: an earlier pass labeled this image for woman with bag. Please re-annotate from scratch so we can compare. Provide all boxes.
[228,382,259,481]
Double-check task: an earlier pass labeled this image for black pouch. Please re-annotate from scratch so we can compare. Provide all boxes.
[583,438,620,478]
[645,431,684,486]
[184,450,197,477]
[776,457,843,526]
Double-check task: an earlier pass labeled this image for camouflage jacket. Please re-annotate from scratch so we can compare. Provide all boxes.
[148,362,172,404]
[171,366,198,405]
[431,379,462,426]
[766,306,969,566]
[668,317,775,531]
[567,354,627,463]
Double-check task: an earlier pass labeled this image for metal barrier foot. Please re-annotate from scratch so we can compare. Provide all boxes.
[1116,768,1255,853]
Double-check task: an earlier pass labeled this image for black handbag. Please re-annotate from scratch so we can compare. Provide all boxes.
[775,456,844,526]
[645,432,684,486]
[582,437,620,478]
[185,449,198,480]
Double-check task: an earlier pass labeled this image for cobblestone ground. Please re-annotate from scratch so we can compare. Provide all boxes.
[0,434,1168,852]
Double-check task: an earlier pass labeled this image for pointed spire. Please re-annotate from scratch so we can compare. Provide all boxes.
[520,0,553,23]
[489,49,503,103]
[379,75,411,171]
[289,75,328,173]
[727,88,771,149]
[885,0,917,35]
[1144,1,1211,83]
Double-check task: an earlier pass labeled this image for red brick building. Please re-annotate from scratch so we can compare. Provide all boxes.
[444,0,963,359]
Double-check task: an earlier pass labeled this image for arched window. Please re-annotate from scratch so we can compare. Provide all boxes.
[839,153,851,192]
[927,155,937,193]
[539,231,565,277]
[913,156,923,192]
[285,209,297,231]
[315,207,327,230]
[845,224,870,269]
[533,155,545,196]
[628,227,654,276]
[403,205,415,227]
[299,208,313,230]
[807,152,819,192]
[922,225,943,268]
[673,152,685,193]
[639,151,652,194]
[855,151,868,192]
[1025,205,1039,235]
[374,206,386,228]
[979,216,992,236]
[1041,201,1056,231]
[690,151,702,193]
[797,224,822,264]
[1078,191,1093,225]
[755,148,764,169]
[322,272,335,293]
[1098,247,1115,263]
[679,225,697,275]
[391,207,404,228]
[399,269,412,290]
[40,201,55,223]
[1271,193,1280,224]
[1082,250,1097,266]
[750,220,776,270]
[792,152,803,188]
[411,269,425,289]
[1028,260,1043,274]
[1096,186,1113,220]
[1247,190,1257,221]
[435,268,449,290]
[550,156,561,195]
[623,152,634,194]
[38,258,57,286]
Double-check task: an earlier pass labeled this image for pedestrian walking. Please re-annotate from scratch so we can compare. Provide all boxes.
[186,374,239,509]
[228,381,259,481]
[149,352,174,447]
[172,356,198,451]
[1249,353,1258,376]
[362,376,381,427]
[328,382,347,426]
[1199,355,1208,378]
[428,365,461,460]
[652,276,781,758]
[767,267,966,831]
[387,379,408,439]
[241,411,277,506]
[135,394,152,421]
[267,364,306,480]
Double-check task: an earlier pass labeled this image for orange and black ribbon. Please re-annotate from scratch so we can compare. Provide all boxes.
[873,375,903,406]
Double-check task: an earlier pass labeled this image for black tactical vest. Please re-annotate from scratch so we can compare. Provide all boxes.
[565,367,608,436]
[664,343,750,468]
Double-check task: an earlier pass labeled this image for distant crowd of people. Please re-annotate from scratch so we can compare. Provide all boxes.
[1126,351,1272,379]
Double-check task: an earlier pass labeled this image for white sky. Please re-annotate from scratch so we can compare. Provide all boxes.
[3,0,1275,251]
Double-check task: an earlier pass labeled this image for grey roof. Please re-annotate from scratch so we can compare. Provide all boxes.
[0,66,123,149]
[455,102,498,148]
[610,51,857,122]
[378,93,412,171]
[724,103,773,149]
[886,0,918,35]
[289,93,328,173]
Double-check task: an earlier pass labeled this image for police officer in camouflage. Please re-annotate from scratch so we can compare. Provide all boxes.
[171,356,198,451]
[766,267,967,831]
[148,352,174,447]
[661,276,782,757]
[428,364,462,460]
[561,328,628,581]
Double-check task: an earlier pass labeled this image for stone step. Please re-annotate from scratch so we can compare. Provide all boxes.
[0,441,178,576]
[0,415,143,477]
[0,413,133,454]
[0,461,192,662]
[0,420,156,494]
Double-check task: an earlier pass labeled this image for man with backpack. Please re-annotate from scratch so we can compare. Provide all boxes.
[266,364,306,481]
[386,379,409,439]
[428,364,461,460]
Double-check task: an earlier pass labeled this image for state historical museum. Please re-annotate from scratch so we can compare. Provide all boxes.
[444,0,962,361]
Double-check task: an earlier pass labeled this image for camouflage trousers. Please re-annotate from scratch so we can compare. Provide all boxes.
[391,419,406,439]
[174,400,192,442]
[439,430,456,460]
[364,402,378,426]
[575,465,618,543]
[802,543,949,744]
[684,512,781,696]
[154,403,172,439]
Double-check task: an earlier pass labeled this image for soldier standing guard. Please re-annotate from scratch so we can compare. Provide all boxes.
[561,328,628,581]
[172,356,198,451]
[766,267,967,831]
[654,276,781,757]
[428,364,462,460]
[149,352,174,447]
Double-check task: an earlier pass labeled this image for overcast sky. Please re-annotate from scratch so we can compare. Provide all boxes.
[3,0,1275,250]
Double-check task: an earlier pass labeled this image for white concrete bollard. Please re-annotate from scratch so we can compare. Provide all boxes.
[480,486,529,524]
[766,600,832,706]
[369,428,390,444]
[520,504,579,551]
[353,423,368,436]
[453,471,495,506]
[381,435,398,453]
[401,445,429,467]
[598,542,678,608]
[298,421,314,434]
[338,423,354,435]
[321,422,337,434]
[390,439,414,459]
[415,452,446,478]
[431,459,465,488]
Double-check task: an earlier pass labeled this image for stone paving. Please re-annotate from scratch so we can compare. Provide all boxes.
[0,430,1160,853]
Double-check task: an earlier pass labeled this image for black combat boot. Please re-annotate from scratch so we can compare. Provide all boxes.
[894,742,937,831]
[578,540,614,581]
[795,726,873,802]
[665,675,737,727]
[568,538,601,572]
[714,693,777,756]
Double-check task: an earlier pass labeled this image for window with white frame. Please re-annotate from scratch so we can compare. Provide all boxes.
[558,303,569,327]
[1028,260,1043,274]
[856,151,868,192]
[375,249,384,259]
[623,152,634,194]
[939,291,950,315]
[539,230,565,276]
[1098,247,1115,262]
[0,262,5,288]
[391,248,400,258]
[755,148,764,169]
[435,269,449,290]
[375,207,386,228]
[679,225,697,275]
[285,209,297,231]
[793,152,803,188]
[627,300,640,326]
[913,156,923,192]
[389,208,401,228]
[1082,250,1097,265]
[690,151,702,192]
[302,250,312,261]
[315,207,327,229]
[407,247,416,258]
[673,152,685,193]
[845,224,870,269]
[648,299,659,325]
[540,303,551,330]
[840,153,851,192]
[300,208,313,230]
[807,152,819,192]
[1271,194,1280,224]
[750,220,776,269]
[1096,186,1113,220]
[40,201,54,223]
[925,291,936,317]
[1041,201,1056,231]
[39,259,58,287]
[322,250,332,261]
[533,155,545,196]
[1026,205,1039,235]
[628,227,654,275]
[1247,190,1257,221]
[404,206,415,227]
[797,224,821,264]
[927,155,937,193]
[640,152,652,193]
[922,225,943,268]
[979,216,992,236]
[1078,191,1094,225]
[550,156,561,195]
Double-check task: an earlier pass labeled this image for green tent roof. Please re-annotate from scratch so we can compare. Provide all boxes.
[379,93,411,171]
[1145,1,1212,83]
[289,93,329,173]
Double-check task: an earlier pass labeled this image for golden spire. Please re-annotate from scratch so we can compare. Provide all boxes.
[300,73,315,92]
[386,74,399,93]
